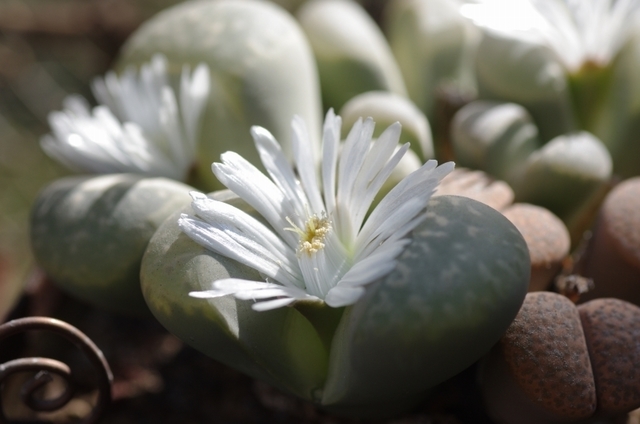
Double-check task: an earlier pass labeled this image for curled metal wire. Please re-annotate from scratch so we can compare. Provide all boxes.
[0,317,113,424]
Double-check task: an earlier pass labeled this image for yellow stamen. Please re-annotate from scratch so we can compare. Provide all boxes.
[285,213,332,255]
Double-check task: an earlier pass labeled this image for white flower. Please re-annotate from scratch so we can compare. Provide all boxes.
[461,0,640,71]
[179,111,454,311]
[41,54,210,180]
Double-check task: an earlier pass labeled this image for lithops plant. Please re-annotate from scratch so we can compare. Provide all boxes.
[140,113,530,418]
[30,174,193,315]
[481,292,640,424]
[578,177,640,305]
[31,53,208,315]
[462,0,640,177]
[297,0,406,112]
[118,0,322,190]
[450,100,613,242]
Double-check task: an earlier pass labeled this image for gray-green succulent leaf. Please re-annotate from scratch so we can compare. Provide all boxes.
[451,100,540,182]
[30,173,194,316]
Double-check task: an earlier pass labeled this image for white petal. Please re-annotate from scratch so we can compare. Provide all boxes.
[292,115,324,214]
[178,215,301,288]
[321,109,341,215]
[341,239,409,287]
[213,279,284,291]
[180,63,210,151]
[188,192,302,283]
[192,278,318,311]
[189,279,285,299]
[213,152,299,248]
[352,140,409,231]
[324,286,365,308]
[189,290,228,299]
[252,298,297,311]
[251,126,307,213]
[357,161,454,252]
[334,117,376,244]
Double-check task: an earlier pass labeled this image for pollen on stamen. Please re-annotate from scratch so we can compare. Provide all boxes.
[285,213,332,255]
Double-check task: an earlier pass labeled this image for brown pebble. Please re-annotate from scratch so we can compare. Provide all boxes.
[579,177,640,304]
[500,292,596,420]
[502,204,570,291]
[434,168,513,211]
[578,298,640,415]
[602,178,640,267]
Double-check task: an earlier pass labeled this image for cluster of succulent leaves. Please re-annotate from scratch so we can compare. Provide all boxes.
[30,0,640,418]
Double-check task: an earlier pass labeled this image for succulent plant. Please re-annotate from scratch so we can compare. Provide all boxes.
[481,292,640,423]
[140,112,530,417]
[142,193,530,417]
[30,174,193,316]
[451,101,613,241]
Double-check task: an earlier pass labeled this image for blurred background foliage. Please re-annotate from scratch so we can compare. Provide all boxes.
[0,0,194,319]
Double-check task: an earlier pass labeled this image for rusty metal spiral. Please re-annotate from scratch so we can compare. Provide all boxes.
[0,317,112,424]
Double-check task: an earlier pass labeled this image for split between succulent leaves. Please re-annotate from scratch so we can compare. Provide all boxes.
[481,292,640,424]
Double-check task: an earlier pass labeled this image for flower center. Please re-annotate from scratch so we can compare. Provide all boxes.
[285,213,331,255]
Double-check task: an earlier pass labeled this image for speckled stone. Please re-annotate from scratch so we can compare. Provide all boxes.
[434,168,514,211]
[502,203,570,291]
[601,178,640,268]
[500,292,596,420]
[578,298,640,415]
[580,177,640,304]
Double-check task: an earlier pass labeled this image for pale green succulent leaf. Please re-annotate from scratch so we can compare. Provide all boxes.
[385,0,479,118]
[451,100,540,182]
[591,27,640,178]
[512,132,612,230]
[340,91,434,161]
[475,32,575,142]
[297,0,407,111]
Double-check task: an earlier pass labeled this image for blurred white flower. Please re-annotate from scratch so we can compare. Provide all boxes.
[461,0,640,71]
[41,54,210,180]
[180,111,453,311]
